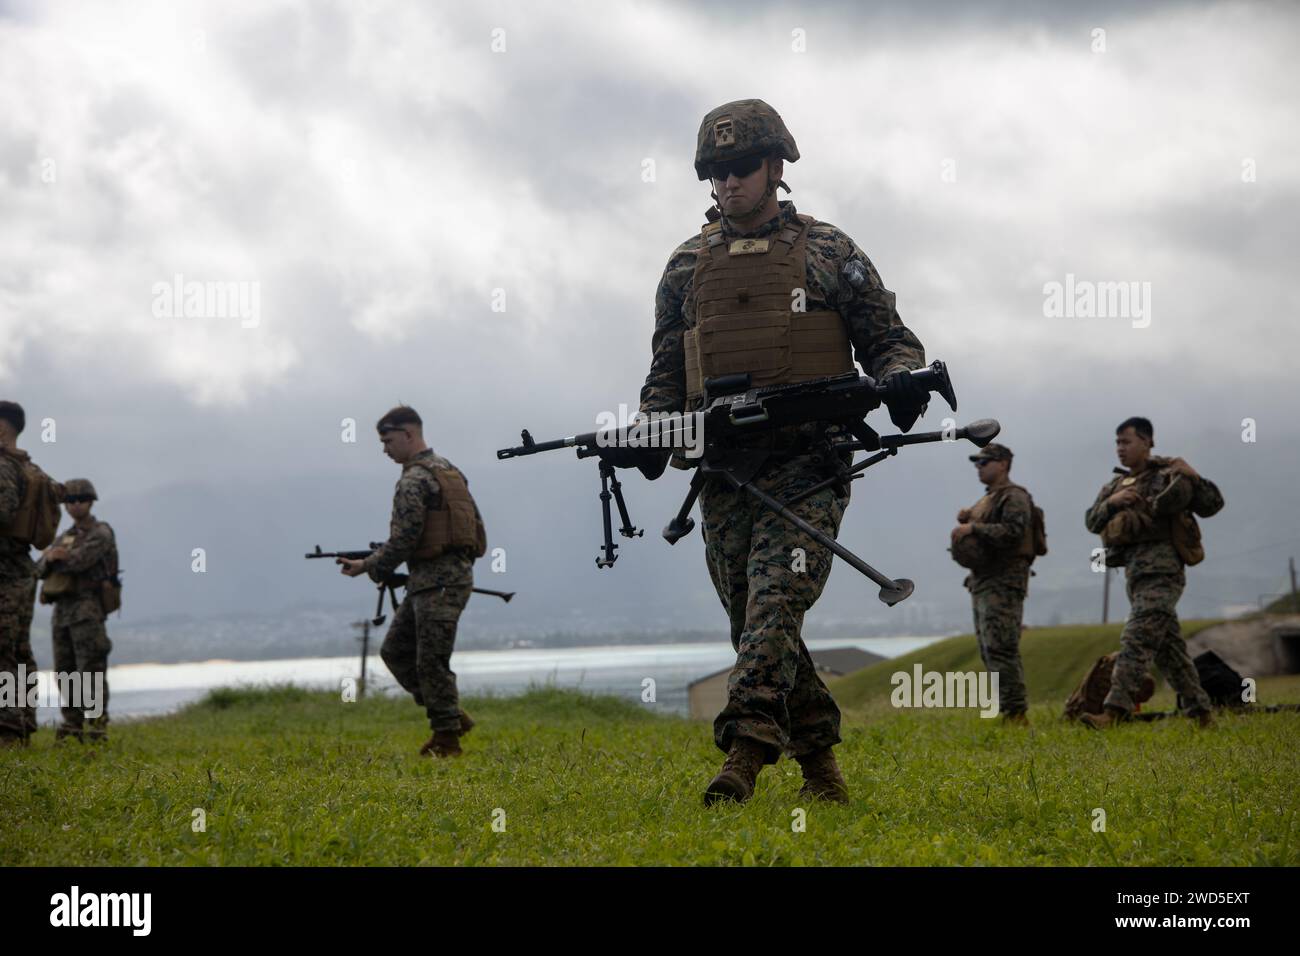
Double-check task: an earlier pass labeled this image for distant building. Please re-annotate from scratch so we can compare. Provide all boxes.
[687,646,884,720]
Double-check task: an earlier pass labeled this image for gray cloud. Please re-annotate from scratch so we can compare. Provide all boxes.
[2,0,1297,648]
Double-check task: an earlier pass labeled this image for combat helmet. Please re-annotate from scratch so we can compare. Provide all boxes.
[694,99,799,181]
[63,478,97,501]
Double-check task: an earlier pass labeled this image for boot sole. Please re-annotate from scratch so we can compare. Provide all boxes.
[703,773,752,806]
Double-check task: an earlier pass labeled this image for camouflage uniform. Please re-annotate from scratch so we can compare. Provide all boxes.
[364,449,475,735]
[0,450,38,741]
[963,479,1033,717]
[47,518,117,736]
[1085,458,1224,715]
[641,200,926,761]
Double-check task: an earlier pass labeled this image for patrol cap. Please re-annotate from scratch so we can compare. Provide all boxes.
[63,478,97,500]
[970,443,1013,463]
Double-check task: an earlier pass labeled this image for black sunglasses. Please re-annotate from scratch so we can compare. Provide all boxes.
[64,495,94,503]
[709,154,765,181]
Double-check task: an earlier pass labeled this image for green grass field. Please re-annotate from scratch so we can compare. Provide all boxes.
[2,622,1297,866]
[832,619,1224,715]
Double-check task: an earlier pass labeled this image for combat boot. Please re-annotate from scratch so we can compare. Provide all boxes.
[795,747,849,803]
[1191,709,1215,729]
[419,730,463,758]
[1002,712,1030,727]
[704,738,767,806]
[458,709,475,736]
[0,733,27,749]
[1080,705,1128,730]
[55,726,84,743]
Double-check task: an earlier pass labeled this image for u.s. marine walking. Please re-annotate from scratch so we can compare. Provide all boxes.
[631,100,930,804]
[1082,417,1223,728]
[339,406,486,757]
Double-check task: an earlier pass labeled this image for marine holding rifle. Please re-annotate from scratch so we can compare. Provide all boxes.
[1081,416,1224,729]
[338,406,486,757]
[631,99,931,804]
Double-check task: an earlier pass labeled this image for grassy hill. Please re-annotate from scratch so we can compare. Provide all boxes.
[2,669,1298,866]
[832,620,1223,714]
[1264,594,1300,615]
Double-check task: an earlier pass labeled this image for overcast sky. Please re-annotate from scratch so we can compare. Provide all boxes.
[2,0,1297,638]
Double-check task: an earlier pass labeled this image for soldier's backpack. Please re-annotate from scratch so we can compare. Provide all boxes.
[1179,650,1246,710]
[1062,652,1155,719]
[1028,497,1048,560]
[0,447,62,549]
[1152,470,1206,566]
[98,523,123,615]
[1169,512,1205,566]
[996,483,1047,563]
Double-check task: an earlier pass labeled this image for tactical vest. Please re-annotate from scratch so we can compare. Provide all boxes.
[404,459,487,560]
[1126,460,1204,564]
[683,214,854,404]
[0,446,61,549]
[1100,460,1185,551]
[39,521,120,606]
[969,483,1037,559]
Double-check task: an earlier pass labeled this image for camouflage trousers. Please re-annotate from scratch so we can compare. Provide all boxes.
[1106,570,1211,715]
[0,575,37,739]
[970,587,1028,716]
[699,453,846,763]
[51,596,112,735]
[380,583,471,733]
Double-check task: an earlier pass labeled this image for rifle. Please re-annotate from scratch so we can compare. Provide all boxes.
[305,543,515,626]
[497,361,1000,606]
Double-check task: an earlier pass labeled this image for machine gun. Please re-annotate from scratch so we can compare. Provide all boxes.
[497,361,1000,606]
[305,543,515,625]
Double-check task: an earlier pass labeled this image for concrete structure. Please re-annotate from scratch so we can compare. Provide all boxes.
[1186,614,1300,679]
[687,646,884,719]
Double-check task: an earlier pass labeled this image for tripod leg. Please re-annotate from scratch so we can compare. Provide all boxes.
[733,477,914,606]
[607,468,642,539]
[783,447,896,508]
[596,461,619,568]
[663,468,707,544]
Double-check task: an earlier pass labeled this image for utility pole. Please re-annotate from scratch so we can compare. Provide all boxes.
[1102,566,1112,624]
[351,618,371,698]
[1290,557,1299,613]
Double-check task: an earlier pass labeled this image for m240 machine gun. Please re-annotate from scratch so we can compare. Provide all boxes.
[497,361,1000,606]
[306,543,515,625]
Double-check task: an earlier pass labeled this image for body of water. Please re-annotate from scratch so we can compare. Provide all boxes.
[32,635,948,722]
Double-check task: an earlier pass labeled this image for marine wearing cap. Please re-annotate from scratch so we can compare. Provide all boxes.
[970,443,1013,463]
[952,440,1039,723]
